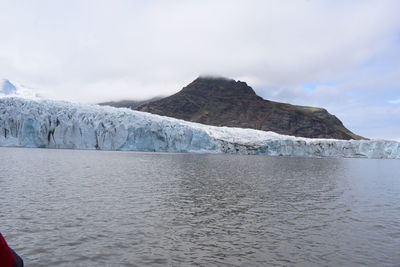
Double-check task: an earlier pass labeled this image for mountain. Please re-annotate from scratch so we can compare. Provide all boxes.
[0,79,40,99]
[0,97,398,158]
[98,97,162,109]
[0,79,17,94]
[137,77,364,140]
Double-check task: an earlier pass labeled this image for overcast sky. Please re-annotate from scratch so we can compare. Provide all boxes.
[0,0,399,140]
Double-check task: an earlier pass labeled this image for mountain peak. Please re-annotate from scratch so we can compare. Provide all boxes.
[0,78,41,99]
[0,79,17,95]
[183,76,257,97]
[195,75,235,82]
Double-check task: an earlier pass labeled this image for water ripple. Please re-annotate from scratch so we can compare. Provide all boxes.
[0,148,400,266]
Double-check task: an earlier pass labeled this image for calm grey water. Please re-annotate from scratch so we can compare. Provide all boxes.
[1,147,400,267]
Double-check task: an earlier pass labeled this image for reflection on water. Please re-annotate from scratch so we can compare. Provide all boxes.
[0,147,400,266]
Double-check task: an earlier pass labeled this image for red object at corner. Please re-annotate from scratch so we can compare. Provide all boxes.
[0,233,17,267]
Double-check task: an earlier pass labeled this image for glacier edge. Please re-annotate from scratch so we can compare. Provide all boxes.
[0,97,399,159]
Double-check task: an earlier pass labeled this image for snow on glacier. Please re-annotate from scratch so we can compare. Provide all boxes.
[0,97,399,159]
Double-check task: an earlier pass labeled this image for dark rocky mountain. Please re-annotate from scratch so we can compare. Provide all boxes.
[135,76,364,140]
[99,97,162,110]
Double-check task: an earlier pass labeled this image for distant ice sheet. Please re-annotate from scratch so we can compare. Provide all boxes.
[0,97,399,159]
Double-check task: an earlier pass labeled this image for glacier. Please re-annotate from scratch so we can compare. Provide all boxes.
[0,97,399,159]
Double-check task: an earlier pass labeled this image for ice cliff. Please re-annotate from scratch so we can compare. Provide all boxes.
[0,97,399,159]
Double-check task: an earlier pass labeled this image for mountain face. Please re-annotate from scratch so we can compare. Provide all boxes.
[1,97,398,158]
[137,77,363,140]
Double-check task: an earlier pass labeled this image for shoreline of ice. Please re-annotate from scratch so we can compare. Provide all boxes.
[0,97,399,159]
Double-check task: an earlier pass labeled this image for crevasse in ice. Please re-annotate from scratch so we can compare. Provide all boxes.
[0,97,399,159]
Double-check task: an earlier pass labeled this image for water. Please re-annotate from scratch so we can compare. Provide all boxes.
[1,147,399,266]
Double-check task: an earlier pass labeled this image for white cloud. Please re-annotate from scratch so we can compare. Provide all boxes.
[0,0,399,139]
[0,0,398,99]
[389,98,400,104]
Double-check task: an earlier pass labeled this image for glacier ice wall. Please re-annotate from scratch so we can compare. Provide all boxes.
[0,97,399,159]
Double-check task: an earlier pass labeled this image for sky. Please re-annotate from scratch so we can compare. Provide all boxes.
[0,0,399,140]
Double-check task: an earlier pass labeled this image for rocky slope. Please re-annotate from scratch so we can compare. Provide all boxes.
[137,77,363,140]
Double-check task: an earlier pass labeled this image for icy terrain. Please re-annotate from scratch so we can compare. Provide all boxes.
[0,97,399,159]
